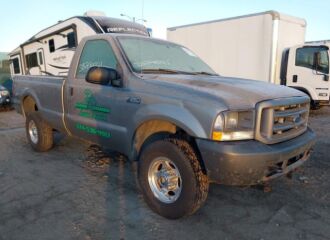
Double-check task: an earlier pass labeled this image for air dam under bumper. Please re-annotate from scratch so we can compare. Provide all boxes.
[196,128,316,186]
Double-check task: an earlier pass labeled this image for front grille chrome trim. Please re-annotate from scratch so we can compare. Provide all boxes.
[255,96,310,144]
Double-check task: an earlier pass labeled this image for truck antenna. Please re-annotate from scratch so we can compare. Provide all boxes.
[142,0,145,21]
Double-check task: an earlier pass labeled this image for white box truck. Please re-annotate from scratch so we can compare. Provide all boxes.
[167,11,330,109]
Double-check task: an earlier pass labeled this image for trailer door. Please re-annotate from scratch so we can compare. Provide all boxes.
[10,55,22,75]
[37,49,46,75]
[286,46,330,102]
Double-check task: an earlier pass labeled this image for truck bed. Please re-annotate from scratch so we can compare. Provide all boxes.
[13,75,66,132]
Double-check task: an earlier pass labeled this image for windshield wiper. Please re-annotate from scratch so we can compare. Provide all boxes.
[139,68,219,76]
[192,71,219,76]
[139,68,196,75]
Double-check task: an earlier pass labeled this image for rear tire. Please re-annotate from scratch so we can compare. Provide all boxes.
[26,112,53,152]
[138,138,209,219]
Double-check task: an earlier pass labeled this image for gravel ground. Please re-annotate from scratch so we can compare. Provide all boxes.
[0,108,329,240]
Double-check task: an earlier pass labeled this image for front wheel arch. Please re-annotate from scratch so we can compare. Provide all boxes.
[290,86,315,101]
[291,87,322,109]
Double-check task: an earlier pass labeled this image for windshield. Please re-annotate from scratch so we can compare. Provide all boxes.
[117,36,217,75]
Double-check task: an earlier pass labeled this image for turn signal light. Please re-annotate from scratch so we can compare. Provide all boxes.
[212,131,223,141]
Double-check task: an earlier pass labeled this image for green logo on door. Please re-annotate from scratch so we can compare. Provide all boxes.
[75,89,111,121]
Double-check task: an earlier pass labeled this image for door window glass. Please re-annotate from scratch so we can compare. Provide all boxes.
[296,47,329,74]
[317,50,329,74]
[76,40,117,79]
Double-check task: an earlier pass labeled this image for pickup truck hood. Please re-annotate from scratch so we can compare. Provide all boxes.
[142,74,306,109]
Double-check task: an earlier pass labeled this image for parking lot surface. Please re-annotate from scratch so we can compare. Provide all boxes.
[0,108,329,240]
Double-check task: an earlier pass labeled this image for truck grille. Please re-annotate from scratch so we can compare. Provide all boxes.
[255,97,310,144]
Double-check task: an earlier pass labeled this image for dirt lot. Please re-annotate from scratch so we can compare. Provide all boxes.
[0,108,329,240]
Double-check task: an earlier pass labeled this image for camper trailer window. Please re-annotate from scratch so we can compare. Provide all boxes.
[25,53,38,68]
[67,32,76,48]
[49,39,55,53]
[12,58,20,74]
[76,40,117,79]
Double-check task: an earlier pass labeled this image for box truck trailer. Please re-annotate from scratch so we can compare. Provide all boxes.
[9,11,149,77]
[167,11,330,109]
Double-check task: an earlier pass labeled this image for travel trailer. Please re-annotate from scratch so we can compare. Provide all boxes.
[167,11,330,109]
[9,11,149,76]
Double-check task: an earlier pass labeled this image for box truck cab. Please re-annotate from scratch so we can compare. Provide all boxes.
[282,44,329,108]
[167,11,330,109]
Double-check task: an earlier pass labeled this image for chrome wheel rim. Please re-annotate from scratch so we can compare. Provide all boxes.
[28,120,38,144]
[148,157,182,204]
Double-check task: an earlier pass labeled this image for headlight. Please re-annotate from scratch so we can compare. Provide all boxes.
[0,90,9,97]
[212,110,255,141]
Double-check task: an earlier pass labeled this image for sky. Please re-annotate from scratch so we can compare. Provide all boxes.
[0,0,329,52]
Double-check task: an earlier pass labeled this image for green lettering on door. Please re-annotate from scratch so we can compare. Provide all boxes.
[75,89,111,120]
[76,123,111,138]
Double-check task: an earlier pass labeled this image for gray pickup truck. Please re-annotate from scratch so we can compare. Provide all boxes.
[0,84,11,106]
[13,34,316,219]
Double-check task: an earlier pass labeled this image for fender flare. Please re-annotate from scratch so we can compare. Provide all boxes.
[132,103,208,139]
[128,104,208,160]
[20,88,42,116]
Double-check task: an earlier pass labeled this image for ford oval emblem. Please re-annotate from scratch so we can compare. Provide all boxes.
[292,114,301,123]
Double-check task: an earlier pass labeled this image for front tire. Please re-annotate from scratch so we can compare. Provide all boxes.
[138,138,209,219]
[311,100,321,110]
[26,112,53,152]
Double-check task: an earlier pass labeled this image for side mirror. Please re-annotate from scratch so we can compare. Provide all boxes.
[313,52,329,80]
[85,66,119,85]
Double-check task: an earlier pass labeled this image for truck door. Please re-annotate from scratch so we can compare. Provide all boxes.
[286,46,330,103]
[37,49,46,75]
[65,39,124,150]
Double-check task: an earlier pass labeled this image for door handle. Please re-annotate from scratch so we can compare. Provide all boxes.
[293,75,298,83]
[70,87,74,96]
